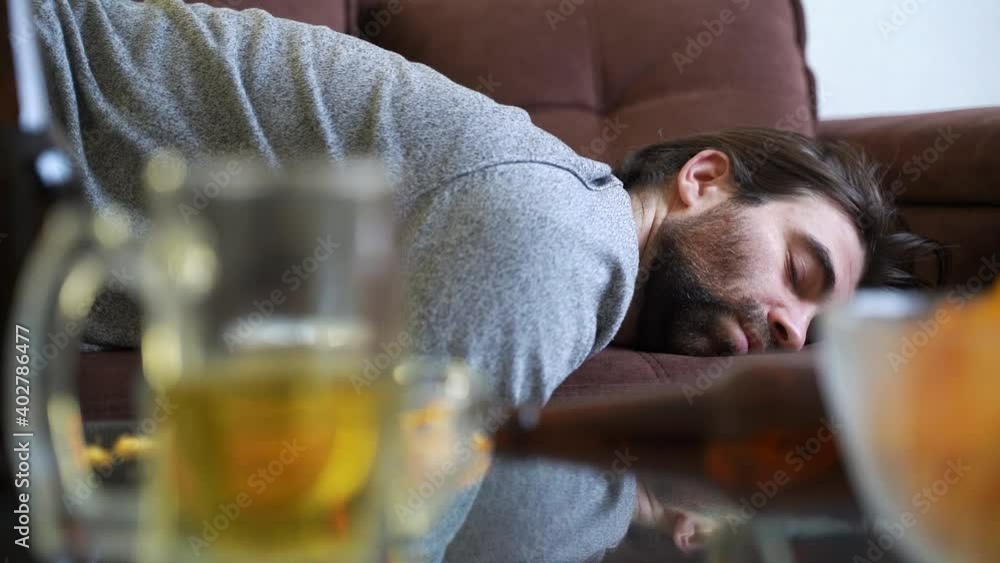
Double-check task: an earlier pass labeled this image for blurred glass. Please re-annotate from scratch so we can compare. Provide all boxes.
[389,357,493,541]
[141,156,402,563]
[8,150,499,562]
[9,154,495,563]
[820,287,1000,563]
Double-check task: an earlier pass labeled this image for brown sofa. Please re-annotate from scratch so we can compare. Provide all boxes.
[75,0,999,420]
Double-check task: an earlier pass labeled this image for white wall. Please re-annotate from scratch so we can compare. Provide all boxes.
[800,0,1000,119]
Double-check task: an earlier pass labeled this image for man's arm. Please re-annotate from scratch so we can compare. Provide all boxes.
[403,162,637,562]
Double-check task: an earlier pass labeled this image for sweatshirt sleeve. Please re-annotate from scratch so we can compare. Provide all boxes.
[403,162,636,562]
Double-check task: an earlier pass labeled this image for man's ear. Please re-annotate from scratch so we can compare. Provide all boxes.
[672,512,718,554]
[672,149,732,214]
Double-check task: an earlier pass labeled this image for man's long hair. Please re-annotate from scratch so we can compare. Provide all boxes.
[615,128,948,289]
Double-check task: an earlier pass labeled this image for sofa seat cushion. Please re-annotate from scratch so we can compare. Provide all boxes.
[77,347,800,420]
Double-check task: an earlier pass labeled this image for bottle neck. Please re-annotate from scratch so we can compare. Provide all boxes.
[493,359,859,517]
[1,0,53,131]
[1,0,84,304]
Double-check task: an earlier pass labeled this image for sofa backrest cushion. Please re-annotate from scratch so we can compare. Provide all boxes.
[357,0,817,166]
[191,0,352,33]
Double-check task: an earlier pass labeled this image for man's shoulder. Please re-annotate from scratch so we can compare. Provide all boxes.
[431,108,620,190]
[447,158,619,199]
[403,159,640,400]
[417,160,639,286]
[441,160,631,236]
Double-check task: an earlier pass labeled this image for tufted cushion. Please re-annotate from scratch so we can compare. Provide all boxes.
[357,0,816,166]
[190,0,352,33]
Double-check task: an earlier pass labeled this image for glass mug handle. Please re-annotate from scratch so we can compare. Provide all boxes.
[5,201,138,560]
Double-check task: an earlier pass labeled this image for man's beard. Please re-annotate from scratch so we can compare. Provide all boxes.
[636,202,775,356]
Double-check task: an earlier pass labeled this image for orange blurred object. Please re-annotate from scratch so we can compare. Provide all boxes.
[875,283,1000,561]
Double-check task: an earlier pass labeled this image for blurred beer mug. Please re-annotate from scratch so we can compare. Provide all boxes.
[7,153,406,563]
[139,157,403,563]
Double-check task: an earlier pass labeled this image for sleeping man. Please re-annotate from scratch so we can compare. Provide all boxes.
[34,0,939,560]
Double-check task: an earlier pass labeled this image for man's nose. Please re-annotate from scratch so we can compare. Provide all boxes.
[767,307,810,351]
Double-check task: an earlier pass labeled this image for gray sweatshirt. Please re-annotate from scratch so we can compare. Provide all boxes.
[33,1,639,561]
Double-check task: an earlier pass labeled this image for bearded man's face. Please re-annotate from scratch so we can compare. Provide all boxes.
[636,197,864,355]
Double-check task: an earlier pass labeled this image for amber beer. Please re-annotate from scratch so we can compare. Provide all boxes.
[142,351,400,563]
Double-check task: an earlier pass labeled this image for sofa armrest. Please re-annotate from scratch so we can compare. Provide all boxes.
[818,108,1000,206]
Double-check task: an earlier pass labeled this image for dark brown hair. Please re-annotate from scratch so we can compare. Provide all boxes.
[614,128,947,289]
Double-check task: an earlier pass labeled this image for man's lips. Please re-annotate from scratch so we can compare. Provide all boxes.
[733,326,749,355]
[723,319,765,355]
[722,319,749,355]
[742,324,765,353]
